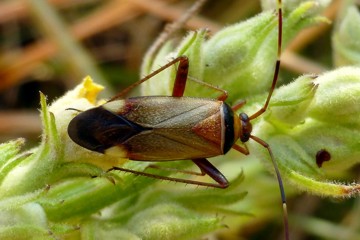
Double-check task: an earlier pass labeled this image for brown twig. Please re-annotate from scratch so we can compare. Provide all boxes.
[0,0,100,24]
[0,0,221,91]
[131,0,221,32]
[281,51,328,74]
[0,1,142,91]
[0,111,41,135]
[287,0,342,52]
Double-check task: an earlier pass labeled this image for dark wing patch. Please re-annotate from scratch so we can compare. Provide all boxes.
[68,106,149,153]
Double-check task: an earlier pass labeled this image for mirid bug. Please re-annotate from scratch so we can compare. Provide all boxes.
[67,0,288,239]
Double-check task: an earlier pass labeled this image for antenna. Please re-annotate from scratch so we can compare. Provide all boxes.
[249,0,282,121]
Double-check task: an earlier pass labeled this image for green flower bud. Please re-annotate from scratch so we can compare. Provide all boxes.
[141,1,322,103]
[333,3,360,66]
[0,93,61,198]
[267,74,318,126]
[140,29,208,97]
[203,1,319,103]
[308,67,360,125]
[254,67,360,197]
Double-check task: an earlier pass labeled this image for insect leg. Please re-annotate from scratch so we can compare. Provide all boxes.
[231,143,249,155]
[250,134,289,240]
[172,56,189,97]
[231,99,246,112]
[187,76,228,101]
[146,164,206,176]
[109,56,189,101]
[191,158,229,188]
[107,158,229,188]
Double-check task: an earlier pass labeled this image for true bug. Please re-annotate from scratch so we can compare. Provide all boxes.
[68,0,288,239]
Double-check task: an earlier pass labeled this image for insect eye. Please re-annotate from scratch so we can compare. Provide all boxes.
[239,112,249,122]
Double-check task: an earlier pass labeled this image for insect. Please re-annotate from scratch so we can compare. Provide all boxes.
[67,0,288,239]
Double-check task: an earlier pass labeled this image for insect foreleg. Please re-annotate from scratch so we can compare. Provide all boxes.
[250,134,289,240]
[231,143,249,155]
[231,99,246,112]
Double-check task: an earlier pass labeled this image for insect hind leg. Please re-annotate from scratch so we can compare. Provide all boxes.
[146,164,206,176]
[192,158,229,188]
[109,56,190,101]
[107,158,229,189]
[187,76,228,101]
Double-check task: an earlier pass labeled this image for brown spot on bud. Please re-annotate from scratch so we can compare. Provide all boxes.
[316,149,331,168]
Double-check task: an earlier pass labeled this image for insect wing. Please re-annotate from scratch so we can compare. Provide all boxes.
[103,96,225,160]
[68,105,147,153]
